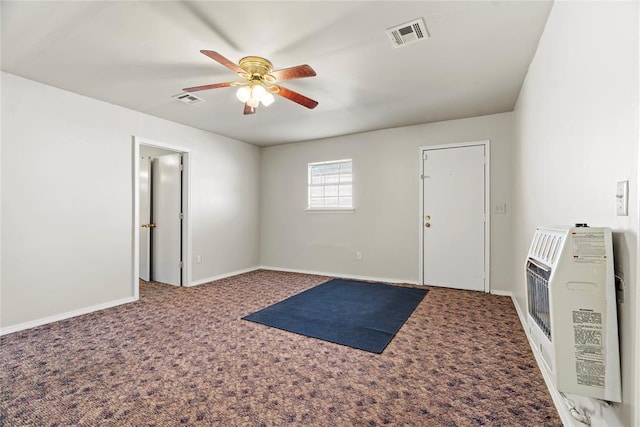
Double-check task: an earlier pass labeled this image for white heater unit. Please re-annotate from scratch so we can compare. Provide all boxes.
[525,226,621,402]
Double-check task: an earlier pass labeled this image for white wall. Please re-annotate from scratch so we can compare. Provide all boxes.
[1,72,260,330]
[512,1,638,425]
[260,112,514,290]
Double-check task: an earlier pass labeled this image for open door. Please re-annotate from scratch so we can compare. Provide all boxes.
[139,156,152,281]
[151,153,182,286]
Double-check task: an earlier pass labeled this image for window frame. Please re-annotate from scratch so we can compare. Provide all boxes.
[306,158,354,213]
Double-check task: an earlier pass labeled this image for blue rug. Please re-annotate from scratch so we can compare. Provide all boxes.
[242,278,428,353]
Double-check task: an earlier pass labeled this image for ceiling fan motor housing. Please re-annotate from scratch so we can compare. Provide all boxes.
[239,56,273,77]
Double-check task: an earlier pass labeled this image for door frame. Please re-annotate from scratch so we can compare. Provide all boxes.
[132,136,192,298]
[418,140,491,292]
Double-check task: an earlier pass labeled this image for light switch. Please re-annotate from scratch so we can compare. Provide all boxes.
[616,181,628,216]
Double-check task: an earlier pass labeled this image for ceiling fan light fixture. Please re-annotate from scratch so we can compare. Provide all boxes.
[246,96,260,108]
[238,83,275,108]
[236,86,251,103]
[184,51,318,114]
[261,92,275,107]
[252,84,267,98]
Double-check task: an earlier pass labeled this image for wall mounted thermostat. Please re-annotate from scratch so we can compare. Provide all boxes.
[616,181,629,216]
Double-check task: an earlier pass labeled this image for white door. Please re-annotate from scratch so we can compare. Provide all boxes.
[151,153,182,286]
[139,156,151,281]
[422,144,487,292]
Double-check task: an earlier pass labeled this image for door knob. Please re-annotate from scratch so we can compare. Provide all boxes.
[149,223,157,228]
[425,215,431,220]
[425,222,431,228]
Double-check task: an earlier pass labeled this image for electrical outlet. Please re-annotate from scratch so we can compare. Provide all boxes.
[356,252,362,261]
[196,255,202,264]
[493,203,507,215]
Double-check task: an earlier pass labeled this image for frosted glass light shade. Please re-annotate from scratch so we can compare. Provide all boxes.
[237,84,275,108]
[236,86,251,103]
[261,92,275,106]
[253,84,267,98]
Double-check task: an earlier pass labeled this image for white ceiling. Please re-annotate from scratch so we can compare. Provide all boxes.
[1,1,552,146]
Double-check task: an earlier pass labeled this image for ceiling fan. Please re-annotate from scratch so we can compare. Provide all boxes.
[183,50,318,115]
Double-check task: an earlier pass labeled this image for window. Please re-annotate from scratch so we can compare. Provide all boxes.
[307,159,353,210]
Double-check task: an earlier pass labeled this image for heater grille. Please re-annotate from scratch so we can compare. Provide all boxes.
[529,229,564,266]
[526,259,551,340]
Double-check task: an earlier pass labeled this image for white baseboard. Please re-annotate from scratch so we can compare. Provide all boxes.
[0,296,138,336]
[511,294,527,327]
[510,295,623,427]
[490,289,512,297]
[510,295,575,425]
[187,266,262,287]
[1,266,263,334]
[258,265,420,285]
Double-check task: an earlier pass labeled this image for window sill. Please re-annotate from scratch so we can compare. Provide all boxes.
[305,208,355,214]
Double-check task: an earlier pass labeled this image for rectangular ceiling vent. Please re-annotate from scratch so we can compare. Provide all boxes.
[173,92,205,105]
[386,17,429,48]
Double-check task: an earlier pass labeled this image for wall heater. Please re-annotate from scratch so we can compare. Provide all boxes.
[525,226,621,402]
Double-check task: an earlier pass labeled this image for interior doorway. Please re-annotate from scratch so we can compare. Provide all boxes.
[133,137,191,297]
[140,147,183,285]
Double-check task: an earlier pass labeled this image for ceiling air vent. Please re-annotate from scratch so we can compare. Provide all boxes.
[386,17,429,48]
[173,92,205,105]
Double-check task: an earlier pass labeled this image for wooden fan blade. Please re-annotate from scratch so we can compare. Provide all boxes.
[183,82,235,92]
[274,86,318,109]
[270,64,316,81]
[200,50,244,74]
[244,104,256,115]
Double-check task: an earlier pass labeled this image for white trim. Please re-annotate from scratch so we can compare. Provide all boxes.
[308,158,352,166]
[490,289,512,297]
[133,140,141,299]
[187,267,262,287]
[510,295,573,426]
[418,140,491,293]
[259,265,420,286]
[133,136,192,294]
[305,208,354,214]
[636,8,640,425]
[484,142,491,293]
[0,296,137,336]
[511,295,625,426]
[182,151,193,287]
[511,294,527,332]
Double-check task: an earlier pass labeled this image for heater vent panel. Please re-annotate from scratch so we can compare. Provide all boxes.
[529,229,565,267]
[525,226,621,402]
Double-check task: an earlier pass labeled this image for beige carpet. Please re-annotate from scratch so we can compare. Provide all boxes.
[0,270,561,426]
